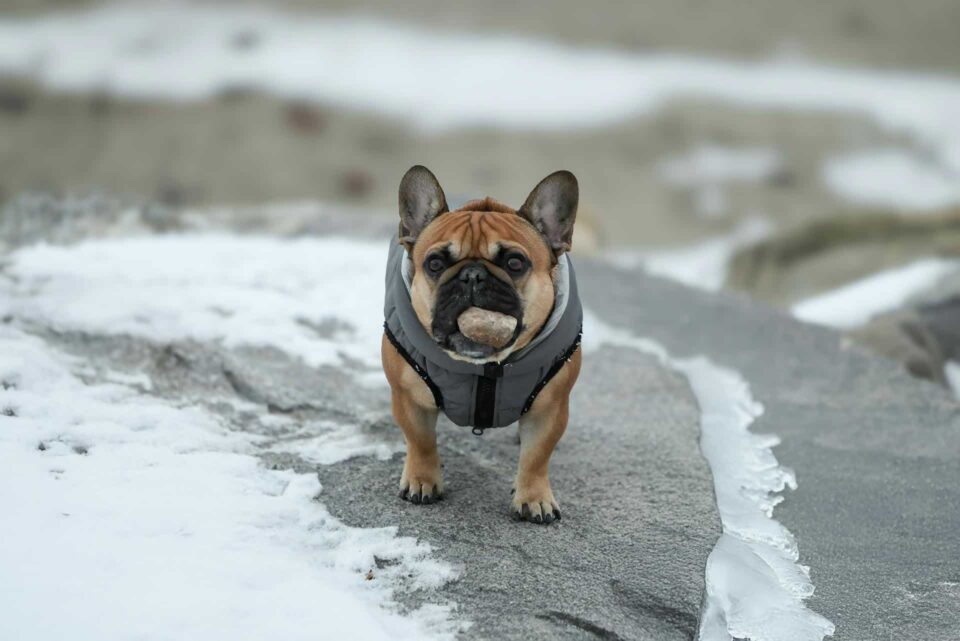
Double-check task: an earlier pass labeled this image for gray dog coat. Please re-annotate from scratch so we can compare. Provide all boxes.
[383,240,582,433]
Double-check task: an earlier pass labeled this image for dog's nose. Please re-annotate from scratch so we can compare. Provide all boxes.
[458,264,487,284]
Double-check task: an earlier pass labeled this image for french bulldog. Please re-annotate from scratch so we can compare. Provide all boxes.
[381,166,582,524]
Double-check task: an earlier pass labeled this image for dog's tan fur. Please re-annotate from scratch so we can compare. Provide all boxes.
[384,171,580,523]
[409,199,556,363]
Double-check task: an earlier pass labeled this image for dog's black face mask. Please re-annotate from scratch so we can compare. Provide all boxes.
[431,261,524,359]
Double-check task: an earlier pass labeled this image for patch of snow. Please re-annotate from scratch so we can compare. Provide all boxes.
[791,258,960,329]
[945,361,960,401]
[0,327,461,641]
[823,149,960,210]
[658,146,783,218]
[582,311,835,641]
[3,4,960,176]
[268,419,402,465]
[610,217,772,290]
[1,234,389,371]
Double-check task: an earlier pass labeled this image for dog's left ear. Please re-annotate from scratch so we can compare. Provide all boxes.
[398,165,449,249]
[518,170,579,257]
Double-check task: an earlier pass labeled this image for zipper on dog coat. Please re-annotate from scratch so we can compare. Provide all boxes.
[383,240,583,432]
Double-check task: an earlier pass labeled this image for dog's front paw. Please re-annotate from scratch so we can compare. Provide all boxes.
[512,480,561,524]
[399,463,444,505]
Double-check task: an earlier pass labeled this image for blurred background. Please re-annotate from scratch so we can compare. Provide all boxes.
[1,0,959,389]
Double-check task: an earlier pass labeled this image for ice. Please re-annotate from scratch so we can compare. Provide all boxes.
[791,258,960,329]
[0,327,461,641]
[582,311,835,641]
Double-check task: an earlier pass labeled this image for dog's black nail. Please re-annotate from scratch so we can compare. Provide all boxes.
[521,504,531,520]
[421,494,434,505]
[510,488,515,495]
[554,509,561,521]
[513,510,523,521]
[543,512,555,524]
[399,488,409,500]
[411,491,422,505]
[533,513,543,524]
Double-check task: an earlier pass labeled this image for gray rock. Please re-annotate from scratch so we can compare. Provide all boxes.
[38,323,718,640]
[579,260,960,641]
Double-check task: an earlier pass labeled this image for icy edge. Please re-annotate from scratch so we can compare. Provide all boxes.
[582,311,835,641]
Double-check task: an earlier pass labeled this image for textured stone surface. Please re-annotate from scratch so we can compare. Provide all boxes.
[7,200,959,639]
[317,346,718,641]
[578,260,960,641]
[35,325,719,641]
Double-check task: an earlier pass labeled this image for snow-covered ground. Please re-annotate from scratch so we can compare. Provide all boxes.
[791,258,960,329]
[3,1,960,294]
[2,1,960,183]
[582,312,834,641]
[0,235,464,640]
[822,149,960,211]
[658,146,783,218]
[610,217,772,291]
[946,361,960,401]
[0,326,460,641]
[1,228,833,640]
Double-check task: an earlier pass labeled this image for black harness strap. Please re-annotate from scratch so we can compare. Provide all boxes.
[383,322,444,410]
[520,327,582,416]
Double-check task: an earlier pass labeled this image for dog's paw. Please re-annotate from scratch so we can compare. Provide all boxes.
[398,469,444,505]
[511,483,561,525]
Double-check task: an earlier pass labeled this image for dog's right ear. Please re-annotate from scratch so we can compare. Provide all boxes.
[398,165,449,249]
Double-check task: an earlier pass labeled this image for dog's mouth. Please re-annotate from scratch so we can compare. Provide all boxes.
[430,262,525,360]
[439,315,524,360]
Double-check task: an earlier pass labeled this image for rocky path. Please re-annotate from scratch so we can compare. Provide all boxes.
[580,262,960,640]
[3,200,959,639]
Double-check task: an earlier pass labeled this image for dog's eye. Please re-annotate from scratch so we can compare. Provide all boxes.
[506,256,526,273]
[426,257,445,274]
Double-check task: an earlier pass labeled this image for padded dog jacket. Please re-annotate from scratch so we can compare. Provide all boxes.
[383,240,582,432]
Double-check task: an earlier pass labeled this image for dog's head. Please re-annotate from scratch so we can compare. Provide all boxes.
[398,165,578,363]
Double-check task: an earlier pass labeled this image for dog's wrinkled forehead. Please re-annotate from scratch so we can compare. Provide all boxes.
[413,200,552,268]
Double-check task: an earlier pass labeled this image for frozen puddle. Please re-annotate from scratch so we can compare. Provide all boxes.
[583,312,835,641]
[0,237,463,640]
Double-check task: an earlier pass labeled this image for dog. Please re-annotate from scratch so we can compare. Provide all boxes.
[381,166,583,524]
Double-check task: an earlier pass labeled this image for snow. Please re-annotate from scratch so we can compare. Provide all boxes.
[582,311,835,641]
[658,146,783,218]
[2,2,960,178]
[0,327,460,641]
[946,361,960,401]
[823,149,960,210]
[611,217,772,291]
[791,258,960,329]
[0,234,389,372]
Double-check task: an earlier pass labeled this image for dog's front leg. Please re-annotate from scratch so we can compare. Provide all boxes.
[383,335,443,504]
[393,388,442,504]
[513,350,581,524]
